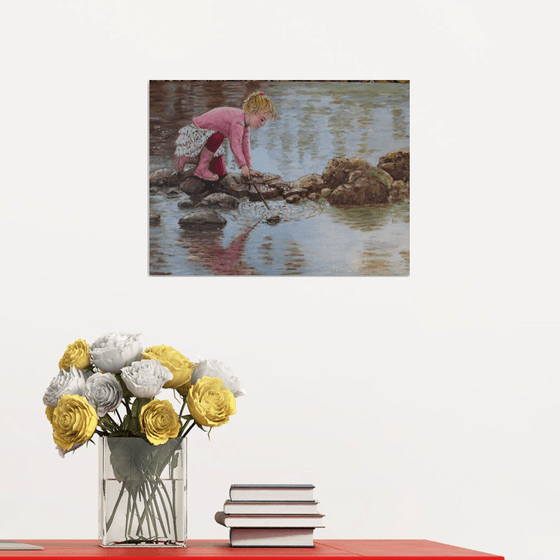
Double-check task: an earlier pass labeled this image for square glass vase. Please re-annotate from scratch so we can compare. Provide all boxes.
[98,436,187,547]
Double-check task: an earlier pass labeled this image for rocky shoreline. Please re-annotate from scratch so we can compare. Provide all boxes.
[149,150,409,228]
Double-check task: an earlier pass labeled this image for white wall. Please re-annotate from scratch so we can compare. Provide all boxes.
[1,2,558,560]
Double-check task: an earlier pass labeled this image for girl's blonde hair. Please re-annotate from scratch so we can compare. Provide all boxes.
[243,91,277,120]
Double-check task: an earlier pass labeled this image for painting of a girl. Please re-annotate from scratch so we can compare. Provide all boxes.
[149,80,410,277]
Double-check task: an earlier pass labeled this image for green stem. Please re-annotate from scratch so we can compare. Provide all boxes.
[181,420,197,438]
[135,477,175,542]
[139,479,169,540]
[105,439,185,544]
[150,481,169,537]
[105,481,126,532]
[136,485,150,536]
[147,485,161,539]
[131,492,144,538]
[154,479,172,535]
[161,478,178,541]
[172,480,177,541]
[126,489,133,541]
[178,394,188,418]
[140,484,158,539]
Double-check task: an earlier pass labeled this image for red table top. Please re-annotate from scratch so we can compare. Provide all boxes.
[0,540,503,560]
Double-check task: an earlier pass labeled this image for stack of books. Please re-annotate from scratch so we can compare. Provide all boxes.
[215,484,324,547]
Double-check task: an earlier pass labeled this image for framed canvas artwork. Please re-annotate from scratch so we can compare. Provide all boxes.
[149,80,409,276]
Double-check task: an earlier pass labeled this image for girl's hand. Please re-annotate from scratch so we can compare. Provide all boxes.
[241,165,251,179]
[251,169,263,177]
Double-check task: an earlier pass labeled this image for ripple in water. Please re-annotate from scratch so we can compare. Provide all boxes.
[231,198,327,225]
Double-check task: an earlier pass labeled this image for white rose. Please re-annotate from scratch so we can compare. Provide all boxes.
[43,366,92,407]
[191,358,246,397]
[121,360,173,398]
[89,332,143,373]
[84,372,123,417]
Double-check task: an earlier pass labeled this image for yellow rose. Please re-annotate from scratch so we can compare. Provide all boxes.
[51,394,97,451]
[59,339,90,371]
[187,376,236,428]
[142,345,195,389]
[139,399,181,445]
[45,406,55,423]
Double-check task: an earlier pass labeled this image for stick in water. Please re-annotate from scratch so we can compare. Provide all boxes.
[250,180,271,211]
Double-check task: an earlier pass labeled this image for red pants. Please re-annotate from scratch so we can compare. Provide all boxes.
[205,132,226,177]
[205,132,224,152]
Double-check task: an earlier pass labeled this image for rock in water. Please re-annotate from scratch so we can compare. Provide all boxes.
[218,174,237,189]
[198,193,239,209]
[149,168,174,187]
[264,215,281,225]
[289,174,325,195]
[179,176,206,196]
[285,194,302,204]
[388,180,409,203]
[167,171,183,187]
[377,150,409,183]
[166,188,182,197]
[322,157,392,205]
[179,210,227,229]
[178,197,194,209]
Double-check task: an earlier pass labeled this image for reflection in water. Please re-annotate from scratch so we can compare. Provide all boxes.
[391,107,408,142]
[357,211,410,276]
[150,194,409,277]
[283,241,307,276]
[357,105,374,159]
[149,81,409,276]
[257,236,275,266]
[178,222,260,276]
[328,204,406,233]
[318,203,410,276]
[328,101,349,159]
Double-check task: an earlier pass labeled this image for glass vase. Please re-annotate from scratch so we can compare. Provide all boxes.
[98,437,187,547]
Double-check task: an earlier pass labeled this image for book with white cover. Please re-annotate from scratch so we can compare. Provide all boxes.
[223,500,319,514]
[215,510,325,528]
[229,484,315,502]
[230,528,315,547]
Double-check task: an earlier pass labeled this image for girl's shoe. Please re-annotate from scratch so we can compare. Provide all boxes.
[194,147,219,181]
[210,155,226,177]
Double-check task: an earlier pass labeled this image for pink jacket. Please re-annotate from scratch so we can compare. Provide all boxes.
[193,107,251,169]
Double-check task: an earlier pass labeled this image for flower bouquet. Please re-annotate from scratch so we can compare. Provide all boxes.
[43,332,245,547]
